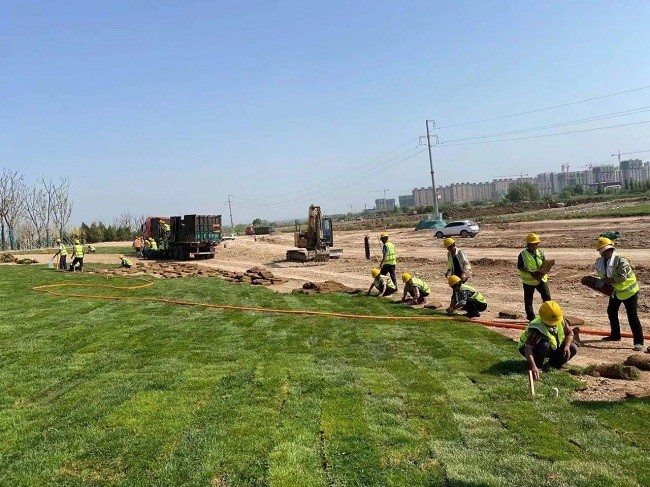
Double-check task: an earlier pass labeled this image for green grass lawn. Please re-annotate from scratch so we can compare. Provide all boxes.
[1,265,649,486]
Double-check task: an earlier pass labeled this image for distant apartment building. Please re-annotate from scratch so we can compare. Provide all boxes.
[375,198,396,212]
[398,194,415,208]
[620,159,648,184]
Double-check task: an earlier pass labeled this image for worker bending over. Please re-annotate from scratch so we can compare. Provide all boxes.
[594,237,644,351]
[401,272,430,305]
[518,301,577,379]
[518,233,552,321]
[446,275,487,318]
[379,232,398,291]
[367,268,397,297]
[52,238,67,270]
[118,254,133,268]
[69,239,84,272]
[443,238,471,283]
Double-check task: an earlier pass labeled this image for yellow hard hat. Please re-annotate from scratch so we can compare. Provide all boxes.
[595,237,615,253]
[538,300,563,327]
[443,237,456,248]
[118,254,124,259]
[371,268,380,278]
[525,233,541,244]
[56,238,61,243]
[401,272,412,283]
[448,275,461,286]
[380,232,389,238]
[74,239,80,244]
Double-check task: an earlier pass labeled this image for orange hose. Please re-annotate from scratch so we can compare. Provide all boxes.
[32,280,650,339]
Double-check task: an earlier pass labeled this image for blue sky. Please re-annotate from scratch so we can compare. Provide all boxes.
[3,1,650,225]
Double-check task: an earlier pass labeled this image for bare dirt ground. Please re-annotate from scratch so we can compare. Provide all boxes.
[13,215,650,400]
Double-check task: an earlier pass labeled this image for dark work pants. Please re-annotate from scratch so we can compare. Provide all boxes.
[381,264,398,291]
[463,299,487,318]
[607,292,644,345]
[69,257,83,272]
[523,281,552,321]
[519,340,578,368]
[59,255,67,270]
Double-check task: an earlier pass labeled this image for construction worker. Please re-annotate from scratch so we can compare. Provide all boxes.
[594,237,644,351]
[87,244,96,253]
[379,232,398,291]
[401,272,430,305]
[52,238,67,270]
[518,233,552,321]
[149,237,158,251]
[366,268,397,297]
[69,239,84,272]
[443,237,471,282]
[118,254,133,268]
[133,235,143,257]
[446,275,487,318]
[518,300,577,379]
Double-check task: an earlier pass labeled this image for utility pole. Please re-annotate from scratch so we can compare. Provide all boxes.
[227,195,235,236]
[425,119,440,219]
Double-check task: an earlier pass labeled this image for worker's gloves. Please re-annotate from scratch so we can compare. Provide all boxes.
[594,279,605,289]
[459,300,467,307]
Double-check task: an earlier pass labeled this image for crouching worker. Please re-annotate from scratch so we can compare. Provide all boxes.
[366,268,397,297]
[87,244,97,253]
[118,254,133,268]
[518,300,577,380]
[401,272,430,305]
[446,275,487,318]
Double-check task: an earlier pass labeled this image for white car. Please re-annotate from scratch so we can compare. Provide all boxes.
[434,220,480,238]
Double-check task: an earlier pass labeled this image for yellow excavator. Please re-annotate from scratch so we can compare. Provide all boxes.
[286,205,342,262]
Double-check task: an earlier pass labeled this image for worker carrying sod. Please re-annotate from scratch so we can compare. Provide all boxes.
[69,239,84,272]
[52,238,68,271]
[366,268,397,297]
[118,254,133,268]
[401,272,430,305]
[518,233,553,322]
[446,275,487,318]
[443,237,471,283]
[593,237,644,351]
[379,232,398,291]
[518,300,577,379]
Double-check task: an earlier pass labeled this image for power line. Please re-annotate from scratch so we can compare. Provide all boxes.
[438,107,650,144]
[438,120,650,147]
[436,84,650,129]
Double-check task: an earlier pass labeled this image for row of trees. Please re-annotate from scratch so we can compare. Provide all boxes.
[0,168,74,250]
[75,217,142,244]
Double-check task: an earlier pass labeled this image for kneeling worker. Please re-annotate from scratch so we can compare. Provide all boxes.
[118,254,133,268]
[367,268,397,297]
[446,275,487,318]
[401,272,430,305]
[518,300,577,380]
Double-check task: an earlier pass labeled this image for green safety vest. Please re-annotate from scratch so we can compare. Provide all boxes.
[374,274,396,291]
[455,283,486,304]
[383,241,396,265]
[122,258,133,267]
[73,244,84,258]
[410,277,430,294]
[518,316,565,350]
[597,255,639,301]
[58,243,68,256]
[519,248,548,285]
[150,240,158,251]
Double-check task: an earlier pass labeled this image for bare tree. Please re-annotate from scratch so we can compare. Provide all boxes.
[24,183,49,246]
[51,178,74,239]
[0,168,26,250]
[38,177,59,246]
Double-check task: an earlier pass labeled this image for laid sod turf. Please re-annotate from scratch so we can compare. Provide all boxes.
[1,265,649,486]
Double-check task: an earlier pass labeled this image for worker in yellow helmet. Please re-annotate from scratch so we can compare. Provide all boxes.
[518,301,577,380]
[401,272,430,305]
[443,237,471,283]
[149,237,158,251]
[446,275,487,318]
[118,254,133,268]
[52,237,68,271]
[366,268,397,297]
[594,237,644,351]
[517,233,552,321]
[69,239,84,272]
[379,232,398,291]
